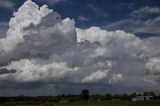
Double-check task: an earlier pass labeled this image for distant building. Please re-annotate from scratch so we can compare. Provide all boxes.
[131,96,153,102]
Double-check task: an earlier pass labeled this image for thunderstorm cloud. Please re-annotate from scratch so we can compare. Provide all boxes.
[0,0,160,95]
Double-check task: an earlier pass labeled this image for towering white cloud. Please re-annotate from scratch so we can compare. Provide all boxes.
[145,58,160,75]
[0,0,160,95]
[76,27,149,59]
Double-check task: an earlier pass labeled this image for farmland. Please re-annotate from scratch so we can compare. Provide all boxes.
[0,100,160,106]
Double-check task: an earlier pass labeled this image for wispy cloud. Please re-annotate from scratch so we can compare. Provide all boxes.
[105,16,160,34]
[0,0,15,9]
[77,16,90,22]
[0,22,8,38]
[0,22,8,27]
[104,6,160,35]
[43,0,71,6]
[114,2,135,10]
[130,6,160,18]
[88,4,109,18]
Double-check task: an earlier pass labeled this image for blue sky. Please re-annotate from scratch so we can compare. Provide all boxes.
[0,0,160,37]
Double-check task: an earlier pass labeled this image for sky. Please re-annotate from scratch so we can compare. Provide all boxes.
[0,0,160,96]
[1,0,160,37]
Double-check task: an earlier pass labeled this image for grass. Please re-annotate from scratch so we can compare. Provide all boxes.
[53,100,160,106]
[0,100,160,106]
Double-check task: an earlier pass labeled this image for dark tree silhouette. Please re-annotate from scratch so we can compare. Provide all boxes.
[130,93,137,98]
[143,91,149,96]
[143,91,156,96]
[105,94,112,100]
[80,89,89,101]
[149,92,156,97]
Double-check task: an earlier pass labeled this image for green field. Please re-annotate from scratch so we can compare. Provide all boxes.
[1,100,160,106]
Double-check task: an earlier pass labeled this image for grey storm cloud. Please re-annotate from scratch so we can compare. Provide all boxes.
[0,68,16,75]
[0,0,160,95]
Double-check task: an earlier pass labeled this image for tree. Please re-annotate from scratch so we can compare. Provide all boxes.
[105,93,112,100]
[143,91,155,97]
[80,89,89,101]
[143,91,149,96]
[130,93,137,98]
[149,92,156,97]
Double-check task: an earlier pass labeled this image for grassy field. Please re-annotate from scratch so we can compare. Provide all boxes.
[0,100,160,106]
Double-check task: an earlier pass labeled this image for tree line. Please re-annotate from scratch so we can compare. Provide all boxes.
[0,89,159,103]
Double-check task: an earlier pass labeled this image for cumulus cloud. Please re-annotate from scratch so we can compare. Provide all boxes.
[145,58,160,75]
[76,27,149,59]
[0,0,110,84]
[0,0,160,95]
[0,59,79,82]
[82,69,110,83]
